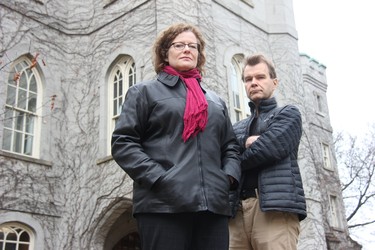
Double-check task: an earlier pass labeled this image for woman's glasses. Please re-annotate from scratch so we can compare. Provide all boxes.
[170,42,199,51]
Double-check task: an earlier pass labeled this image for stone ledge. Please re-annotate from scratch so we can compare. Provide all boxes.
[0,150,52,167]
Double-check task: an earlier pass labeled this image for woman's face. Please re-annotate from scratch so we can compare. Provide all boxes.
[166,31,199,72]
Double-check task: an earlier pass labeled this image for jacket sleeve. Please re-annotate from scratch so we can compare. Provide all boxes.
[111,85,166,189]
[241,105,302,170]
[220,101,241,188]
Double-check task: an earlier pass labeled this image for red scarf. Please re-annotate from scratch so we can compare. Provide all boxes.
[163,66,208,142]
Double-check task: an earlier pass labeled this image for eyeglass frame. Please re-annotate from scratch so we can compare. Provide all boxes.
[170,42,200,51]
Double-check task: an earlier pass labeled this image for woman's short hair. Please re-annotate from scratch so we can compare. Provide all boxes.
[152,23,206,74]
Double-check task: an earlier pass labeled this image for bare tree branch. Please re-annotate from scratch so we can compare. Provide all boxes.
[335,124,375,229]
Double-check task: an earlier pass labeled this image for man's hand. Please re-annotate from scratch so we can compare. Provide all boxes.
[245,135,260,148]
[228,175,235,185]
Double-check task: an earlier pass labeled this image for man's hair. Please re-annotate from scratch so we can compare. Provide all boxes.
[152,23,206,74]
[242,54,277,80]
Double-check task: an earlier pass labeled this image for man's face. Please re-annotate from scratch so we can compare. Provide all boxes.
[243,62,278,104]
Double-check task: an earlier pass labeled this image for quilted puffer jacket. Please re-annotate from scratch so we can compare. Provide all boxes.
[112,72,241,217]
[232,97,306,220]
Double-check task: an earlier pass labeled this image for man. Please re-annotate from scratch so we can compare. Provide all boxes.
[229,54,306,250]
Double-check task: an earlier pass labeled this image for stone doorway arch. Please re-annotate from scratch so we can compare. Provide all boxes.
[103,204,139,250]
[90,198,139,250]
[112,231,140,250]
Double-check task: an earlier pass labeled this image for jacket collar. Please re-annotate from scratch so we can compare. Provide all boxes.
[248,97,278,114]
[157,71,180,87]
[157,71,206,93]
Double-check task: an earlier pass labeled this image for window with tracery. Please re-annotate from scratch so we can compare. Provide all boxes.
[0,223,34,250]
[230,56,248,123]
[107,56,136,154]
[2,56,42,157]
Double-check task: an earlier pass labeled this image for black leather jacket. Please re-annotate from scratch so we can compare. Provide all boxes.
[112,72,241,216]
[232,97,306,220]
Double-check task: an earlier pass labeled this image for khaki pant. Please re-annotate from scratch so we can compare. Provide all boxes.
[229,197,300,250]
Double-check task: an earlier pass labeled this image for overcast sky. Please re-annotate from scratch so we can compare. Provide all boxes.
[293,1,375,249]
[293,0,375,138]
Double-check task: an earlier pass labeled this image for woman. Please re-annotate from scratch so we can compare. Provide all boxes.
[111,23,241,250]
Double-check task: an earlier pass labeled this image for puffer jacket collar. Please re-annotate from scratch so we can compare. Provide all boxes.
[248,97,277,115]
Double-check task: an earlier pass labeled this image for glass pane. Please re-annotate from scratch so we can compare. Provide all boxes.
[29,74,37,92]
[119,97,123,111]
[235,95,241,109]
[13,131,23,153]
[5,242,17,250]
[19,71,28,89]
[4,108,14,129]
[113,81,117,98]
[5,232,17,241]
[17,89,27,109]
[25,115,35,133]
[19,60,28,69]
[2,129,12,150]
[235,112,240,122]
[16,112,24,131]
[24,134,33,155]
[119,78,123,95]
[131,63,136,86]
[129,73,133,87]
[20,231,30,242]
[0,231,4,239]
[19,243,30,250]
[118,70,123,84]
[6,85,16,106]
[28,93,37,112]
[113,99,118,116]
[25,68,33,78]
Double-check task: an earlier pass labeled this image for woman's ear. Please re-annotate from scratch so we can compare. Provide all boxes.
[165,51,169,62]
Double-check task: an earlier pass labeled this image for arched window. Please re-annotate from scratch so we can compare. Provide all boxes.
[2,56,42,157]
[107,56,136,154]
[230,56,248,122]
[0,223,34,250]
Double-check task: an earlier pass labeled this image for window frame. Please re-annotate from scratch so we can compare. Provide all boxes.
[2,56,42,158]
[321,142,333,171]
[229,56,248,123]
[314,92,325,117]
[0,222,35,250]
[107,56,136,155]
[328,195,343,229]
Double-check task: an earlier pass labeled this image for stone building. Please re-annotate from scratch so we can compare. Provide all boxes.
[0,0,361,249]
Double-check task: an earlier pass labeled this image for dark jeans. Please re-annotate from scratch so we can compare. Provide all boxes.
[135,211,229,250]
